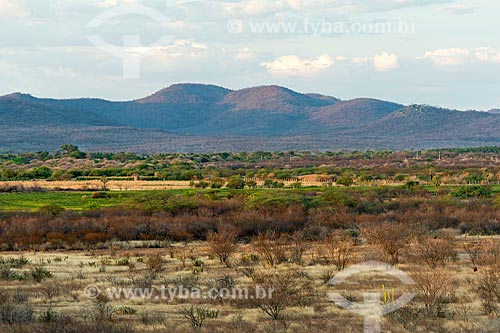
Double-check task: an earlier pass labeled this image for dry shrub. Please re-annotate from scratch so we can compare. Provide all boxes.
[145,254,164,276]
[463,238,483,269]
[178,305,219,329]
[363,222,413,265]
[207,227,238,267]
[414,235,456,269]
[411,269,456,318]
[481,239,500,266]
[464,238,500,269]
[475,266,500,315]
[288,230,309,265]
[323,234,355,271]
[251,269,313,320]
[252,231,288,268]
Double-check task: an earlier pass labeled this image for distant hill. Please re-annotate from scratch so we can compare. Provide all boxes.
[312,98,403,127]
[1,83,500,152]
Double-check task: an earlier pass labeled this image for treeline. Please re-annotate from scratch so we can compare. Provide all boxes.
[2,145,500,182]
[432,146,500,154]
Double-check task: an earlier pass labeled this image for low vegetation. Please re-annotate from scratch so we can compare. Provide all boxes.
[0,147,500,332]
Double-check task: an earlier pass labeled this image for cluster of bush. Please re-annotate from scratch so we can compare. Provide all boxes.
[0,187,499,250]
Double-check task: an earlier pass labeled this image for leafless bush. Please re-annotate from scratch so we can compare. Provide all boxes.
[178,305,219,329]
[164,275,200,291]
[464,238,500,269]
[145,254,164,277]
[364,222,413,265]
[140,311,166,326]
[464,238,483,269]
[207,228,238,267]
[252,231,288,268]
[323,235,355,271]
[475,267,500,315]
[414,236,456,269]
[91,294,116,322]
[0,289,34,324]
[411,269,455,318]
[288,230,309,265]
[41,283,60,300]
[251,269,313,320]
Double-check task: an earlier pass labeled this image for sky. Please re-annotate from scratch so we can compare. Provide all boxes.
[0,0,499,110]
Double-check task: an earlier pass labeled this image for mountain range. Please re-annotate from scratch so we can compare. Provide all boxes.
[1,83,500,152]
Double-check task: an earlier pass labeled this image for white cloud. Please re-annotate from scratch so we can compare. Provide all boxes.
[129,40,208,58]
[373,52,399,72]
[174,0,446,24]
[351,52,399,71]
[473,47,500,64]
[423,48,470,66]
[441,4,476,15]
[423,47,500,66]
[351,57,371,64]
[235,47,255,60]
[261,54,333,76]
[0,0,29,18]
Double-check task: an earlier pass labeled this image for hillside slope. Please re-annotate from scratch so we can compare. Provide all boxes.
[1,84,500,152]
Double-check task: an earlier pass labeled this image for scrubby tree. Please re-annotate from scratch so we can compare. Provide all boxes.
[251,269,312,320]
[226,176,245,189]
[324,235,355,271]
[476,267,500,315]
[364,223,413,265]
[61,144,79,155]
[415,236,455,269]
[412,269,455,318]
[252,231,287,268]
[207,228,238,267]
[336,174,354,187]
[179,306,219,329]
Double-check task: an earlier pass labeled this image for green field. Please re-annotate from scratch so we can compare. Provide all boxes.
[0,191,141,211]
[0,184,498,212]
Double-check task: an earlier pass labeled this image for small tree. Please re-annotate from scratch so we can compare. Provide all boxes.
[364,222,413,265]
[476,267,500,315]
[464,239,483,269]
[100,176,109,191]
[207,229,238,267]
[337,174,354,187]
[289,231,309,265]
[412,269,455,318]
[226,176,245,189]
[60,144,79,155]
[252,231,287,268]
[246,180,258,188]
[415,236,455,269]
[251,269,312,320]
[145,254,164,277]
[92,294,115,322]
[324,235,355,271]
[179,306,219,329]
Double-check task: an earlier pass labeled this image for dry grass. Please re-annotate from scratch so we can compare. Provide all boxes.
[0,236,498,332]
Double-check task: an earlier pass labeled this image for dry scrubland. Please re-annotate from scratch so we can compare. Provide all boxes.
[0,232,500,332]
[2,149,500,332]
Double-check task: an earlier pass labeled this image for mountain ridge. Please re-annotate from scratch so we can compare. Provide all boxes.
[1,83,500,152]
